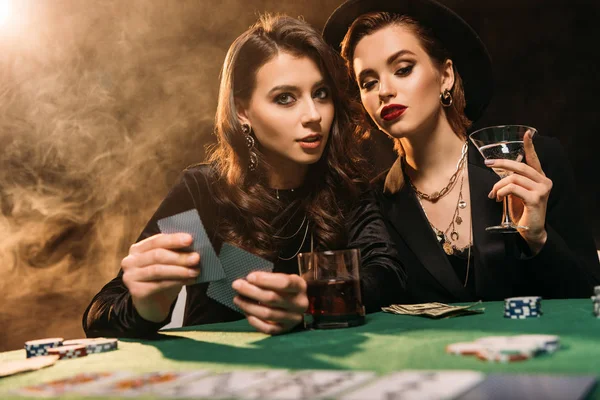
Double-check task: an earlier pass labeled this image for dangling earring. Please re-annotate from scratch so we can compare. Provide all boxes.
[242,123,258,172]
[440,89,453,107]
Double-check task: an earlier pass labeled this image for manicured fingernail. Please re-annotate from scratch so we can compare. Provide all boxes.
[484,159,495,165]
[232,280,242,290]
[488,191,494,199]
[188,268,199,277]
[181,234,192,244]
[188,253,198,263]
[247,273,257,283]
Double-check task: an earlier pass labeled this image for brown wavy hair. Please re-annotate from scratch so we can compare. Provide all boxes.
[340,12,472,154]
[205,14,367,260]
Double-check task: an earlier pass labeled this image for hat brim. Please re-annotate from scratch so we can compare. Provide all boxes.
[323,0,493,122]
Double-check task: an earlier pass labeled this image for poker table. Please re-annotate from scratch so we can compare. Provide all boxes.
[1,298,599,399]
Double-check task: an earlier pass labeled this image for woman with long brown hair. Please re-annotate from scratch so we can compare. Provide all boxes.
[83,14,406,337]
[323,0,600,303]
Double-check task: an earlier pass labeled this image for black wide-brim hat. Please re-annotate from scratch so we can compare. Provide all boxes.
[323,0,493,122]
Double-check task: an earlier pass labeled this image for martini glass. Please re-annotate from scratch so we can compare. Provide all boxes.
[469,125,537,233]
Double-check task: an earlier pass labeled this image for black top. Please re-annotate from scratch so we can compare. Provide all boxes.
[374,135,600,304]
[83,164,407,338]
[447,252,476,296]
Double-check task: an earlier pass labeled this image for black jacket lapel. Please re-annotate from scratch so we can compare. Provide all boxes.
[381,159,472,301]
[467,143,516,299]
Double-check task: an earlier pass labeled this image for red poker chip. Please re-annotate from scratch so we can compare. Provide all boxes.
[47,345,88,359]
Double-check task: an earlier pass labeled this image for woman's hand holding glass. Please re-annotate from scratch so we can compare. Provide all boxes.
[232,272,308,335]
[486,131,553,254]
[121,233,200,323]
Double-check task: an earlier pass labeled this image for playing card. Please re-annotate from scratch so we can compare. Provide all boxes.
[158,369,289,398]
[456,374,597,400]
[84,370,211,397]
[0,355,59,378]
[157,209,225,283]
[207,242,274,312]
[12,371,133,397]
[238,370,376,399]
[338,370,484,400]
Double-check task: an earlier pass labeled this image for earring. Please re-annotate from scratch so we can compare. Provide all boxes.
[440,89,453,107]
[241,123,258,171]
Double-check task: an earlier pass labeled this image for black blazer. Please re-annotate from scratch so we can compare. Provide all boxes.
[82,164,406,338]
[373,135,600,303]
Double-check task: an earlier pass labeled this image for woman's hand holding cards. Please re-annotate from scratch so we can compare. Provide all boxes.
[121,233,201,323]
[232,272,308,335]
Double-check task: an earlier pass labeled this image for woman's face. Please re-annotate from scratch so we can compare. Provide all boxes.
[239,52,334,167]
[352,24,452,139]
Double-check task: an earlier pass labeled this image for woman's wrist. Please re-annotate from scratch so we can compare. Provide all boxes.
[522,229,548,256]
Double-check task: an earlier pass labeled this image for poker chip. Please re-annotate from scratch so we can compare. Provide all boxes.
[475,349,530,363]
[513,334,560,353]
[445,342,484,355]
[47,344,88,360]
[591,295,600,318]
[448,334,561,363]
[62,338,118,354]
[24,338,64,358]
[504,296,542,319]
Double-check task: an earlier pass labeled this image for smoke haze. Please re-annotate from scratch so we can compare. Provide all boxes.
[0,0,597,351]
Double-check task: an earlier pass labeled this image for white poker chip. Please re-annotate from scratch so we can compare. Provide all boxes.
[513,334,560,352]
[484,341,540,357]
[475,336,511,346]
[445,342,484,355]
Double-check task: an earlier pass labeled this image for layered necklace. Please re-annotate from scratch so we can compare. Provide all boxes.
[405,141,473,287]
[275,216,311,261]
[272,189,312,261]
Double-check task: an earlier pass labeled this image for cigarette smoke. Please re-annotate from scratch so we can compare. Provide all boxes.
[0,0,341,351]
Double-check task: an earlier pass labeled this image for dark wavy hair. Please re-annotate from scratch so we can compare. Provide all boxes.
[340,12,472,154]
[205,14,367,260]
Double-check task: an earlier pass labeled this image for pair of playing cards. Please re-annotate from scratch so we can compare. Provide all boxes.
[157,209,274,313]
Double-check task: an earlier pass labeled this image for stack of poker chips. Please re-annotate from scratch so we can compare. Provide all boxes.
[24,337,118,360]
[47,344,88,360]
[63,338,118,354]
[24,338,64,358]
[504,296,542,319]
[446,334,560,363]
[592,286,600,317]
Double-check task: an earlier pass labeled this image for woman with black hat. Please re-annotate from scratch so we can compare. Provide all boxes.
[323,0,600,303]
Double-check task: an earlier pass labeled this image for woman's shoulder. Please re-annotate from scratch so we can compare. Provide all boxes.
[182,162,218,180]
[170,162,222,205]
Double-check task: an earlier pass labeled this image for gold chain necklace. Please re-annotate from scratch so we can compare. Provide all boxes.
[407,141,468,202]
[415,162,471,253]
[278,221,310,261]
[414,164,473,287]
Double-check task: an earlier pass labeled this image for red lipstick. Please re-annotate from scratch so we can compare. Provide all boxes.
[380,104,407,122]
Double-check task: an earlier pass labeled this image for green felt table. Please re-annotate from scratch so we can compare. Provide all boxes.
[1,299,600,399]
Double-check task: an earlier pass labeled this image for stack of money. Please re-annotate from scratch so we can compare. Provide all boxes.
[382,302,484,319]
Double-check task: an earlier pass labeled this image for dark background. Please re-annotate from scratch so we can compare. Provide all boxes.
[0,0,598,351]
